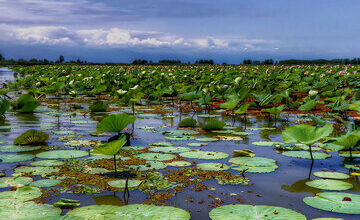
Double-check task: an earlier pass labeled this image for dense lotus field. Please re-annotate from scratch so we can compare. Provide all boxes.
[0,65,359,219]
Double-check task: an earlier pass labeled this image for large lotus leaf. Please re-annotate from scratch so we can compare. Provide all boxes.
[313,172,349,180]
[13,129,49,145]
[0,98,10,115]
[150,142,173,146]
[67,204,190,220]
[163,129,199,136]
[331,130,360,150]
[234,103,250,114]
[219,94,240,110]
[30,179,61,188]
[97,114,136,133]
[93,137,126,156]
[164,136,195,141]
[53,198,81,208]
[13,94,41,113]
[127,161,168,171]
[229,157,276,167]
[282,151,331,159]
[0,201,61,220]
[303,192,360,214]
[36,150,88,159]
[149,146,191,153]
[167,161,192,167]
[282,124,333,145]
[197,163,230,171]
[107,179,142,190]
[30,160,65,167]
[52,130,75,135]
[0,154,35,163]
[14,166,59,176]
[180,151,229,160]
[0,186,42,201]
[209,204,306,220]
[262,104,286,115]
[252,141,283,146]
[0,145,41,152]
[0,177,33,188]
[195,137,219,142]
[134,153,176,161]
[306,179,353,190]
[231,165,278,173]
[338,151,360,158]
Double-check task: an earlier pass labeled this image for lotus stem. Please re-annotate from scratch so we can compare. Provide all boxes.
[113,155,117,176]
[123,172,130,203]
[309,145,314,163]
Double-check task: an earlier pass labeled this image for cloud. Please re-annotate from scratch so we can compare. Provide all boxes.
[1,25,273,51]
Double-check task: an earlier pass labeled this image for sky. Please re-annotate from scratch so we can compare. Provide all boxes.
[0,0,359,63]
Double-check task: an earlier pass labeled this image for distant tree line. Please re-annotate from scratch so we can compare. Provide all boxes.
[0,54,87,66]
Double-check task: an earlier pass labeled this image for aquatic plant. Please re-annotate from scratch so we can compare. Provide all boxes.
[202,119,226,130]
[0,98,10,119]
[12,94,40,113]
[178,118,197,127]
[96,113,136,133]
[89,101,109,112]
[13,129,49,145]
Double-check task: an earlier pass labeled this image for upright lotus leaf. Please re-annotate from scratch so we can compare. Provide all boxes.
[13,129,49,145]
[330,130,360,151]
[282,124,333,145]
[96,114,136,133]
[12,94,40,113]
[202,120,226,130]
[234,103,250,115]
[178,118,197,127]
[209,204,306,220]
[303,192,360,214]
[219,94,240,110]
[93,135,127,156]
[262,104,286,115]
[0,98,10,117]
[299,99,318,111]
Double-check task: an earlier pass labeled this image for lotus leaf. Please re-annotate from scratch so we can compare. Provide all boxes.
[0,145,41,152]
[36,150,88,159]
[30,179,61,187]
[0,177,33,188]
[134,153,176,161]
[282,124,333,145]
[180,151,229,160]
[313,172,349,180]
[282,151,331,159]
[197,163,230,171]
[30,160,64,167]
[97,114,136,133]
[306,179,353,190]
[0,201,61,219]
[0,154,35,163]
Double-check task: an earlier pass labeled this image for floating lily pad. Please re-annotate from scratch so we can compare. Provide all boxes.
[231,131,254,136]
[231,165,278,173]
[0,125,20,129]
[14,166,59,176]
[64,140,100,147]
[54,198,81,208]
[108,179,142,190]
[127,161,168,171]
[195,137,219,142]
[282,151,331,159]
[209,204,306,220]
[30,179,61,188]
[0,145,41,152]
[37,150,88,159]
[338,151,360,158]
[52,130,75,135]
[229,157,276,167]
[121,146,145,151]
[71,120,97,124]
[0,154,35,163]
[212,130,233,134]
[186,142,207,147]
[248,127,276,131]
[0,201,61,219]
[84,167,110,174]
[167,161,192,167]
[163,129,199,136]
[197,114,221,118]
[313,172,350,180]
[215,136,243,141]
[138,126,156,130]
[67,204,190,220]
[0,186,42,201]
[252,141,283,146]
[306,179,353,190]
[303,192,360,214]
[180,151,229,160]
[138,113,159,117]
[135,153,176,161]
[30,160,65,167]
[165,136,195,141]
[150,142,173,147]
[149,146,191,153]
[197,163,230,171]
[0,177,33,188]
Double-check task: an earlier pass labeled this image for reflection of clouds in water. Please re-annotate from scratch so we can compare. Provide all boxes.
[0,67,15,82]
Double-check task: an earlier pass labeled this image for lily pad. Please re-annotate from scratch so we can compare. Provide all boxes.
[0,154,35,163]
[209,204,306,220]
[54,198,81,208]
[14,166,60,176]
[149,146,191,153]
[0,201,61,219]
[195,137,219,142]
[180,151,229,160]
[197,163,230,171]
[30,179,62,188]
[37,150,88,159]
[127,161,168,171]
[167,161,192,167]
[0,186,42,201]
[0,177,33,188]
[67,204,190,220]
[150,142,173,146]
[313,172,350,180]
[252,141,283,146]
[135,153,176,161]
[108,179,142,190]
[163,129,199,136]
[231,165,278,173]
[306,179,353,190]
[0,145,41,152]
[282,151,331,159]
[186,142,207,147]
[30,160,65,167]
[165,136,195,141]
[303,192,360,214]
[229,157,276,167]
[231,131,254,136]
[52,130,75,135]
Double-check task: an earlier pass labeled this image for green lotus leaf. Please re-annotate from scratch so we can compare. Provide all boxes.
[202,120,226,130]
[303,192,360,214]
[178,118,197,127]
[150,142,173,146]
[197,114,221,118]
[197,163,230,171]
[93,136,127,156]
[30,179,61,188]
[252,141,283,146]
[209,204,306,220]
[0,186,42,201]
[163,129,199,136]
[13,94,41,113]
[282,124,333,145]
[134,153,176,161]
[330,130,360,150]
[0,177,33,188]
[108,179,142,190]
[30,160,65,167]
[14,166,60,176]
[282,151,331,159]
[306,179,353,190]
[229,156,276,167]
[231,165,278,173]
[180,151,229,160]
[97,114,136,133]
[195,137,219,142]
[36,150,88,159]
[13,129,49,145]
[149,146,191,153]
[52,130,75,135]
[0,201,61,219]
[127,161,168,171]
[0,154,35,163]
[231,131,254,136]
[167,161,192,167]
[186,142,207,147]
[313,172,350,180]
[67,204,190,220]
[0,145,41,152]
[164,136,195,141]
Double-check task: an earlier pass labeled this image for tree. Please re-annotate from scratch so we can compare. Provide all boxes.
[58,55,64,63]
[0,53,4,61]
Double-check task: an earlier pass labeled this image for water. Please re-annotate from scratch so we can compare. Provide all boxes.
[0,101,359,219]
[0,67,16,82]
